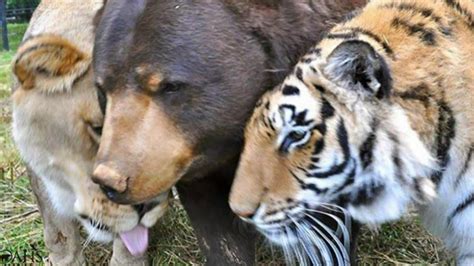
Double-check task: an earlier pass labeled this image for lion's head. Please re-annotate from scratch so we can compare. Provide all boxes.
[11,0,168,256]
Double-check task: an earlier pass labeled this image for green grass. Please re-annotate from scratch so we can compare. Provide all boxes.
[0,23,454,265]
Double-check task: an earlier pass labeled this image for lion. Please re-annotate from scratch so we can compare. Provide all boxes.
[11,1,169,265]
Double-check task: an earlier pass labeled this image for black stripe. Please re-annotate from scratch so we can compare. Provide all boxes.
[345,27,395,56]
[312,138,325,155]
[303,183,329,194]
[338,119,351,159]
[314,84,325,93]
[308,158,350,178]
[333,160,357,195]
[381,3,442,22]
[295,67,304,82]
[432,100,456,184]
[290,170,304,185]
[350,182,385,206]
[359,120,378,169]
[295,110,314,126]
[413,178,424,200]
[444,0,474,29]
[448,192,474,224]
[297,166,311,175]
[391,17,437,45]
[327,27,394,57]
[313,123,327,136]
[389,133,406,182]
[290,170,328,194]
[267,117,276,131]
[282,85,300,96]
[320,97,335,120]
[309,120,350,178]
[299,56,314,64]
[261,116,269,128]
[264,101,270,110]
[454,146,473,188]
[307,162,320,171]
[381,3,453,37]
[326,32,357,40]
[396,83,433,108]
[308,47,321,56]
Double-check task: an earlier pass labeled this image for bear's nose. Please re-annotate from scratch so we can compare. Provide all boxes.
[92,164,129,200]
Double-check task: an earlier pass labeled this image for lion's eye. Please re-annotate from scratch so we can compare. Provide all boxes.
[91,126,103,136]
[279,130,307,154]
[86,123,102,144]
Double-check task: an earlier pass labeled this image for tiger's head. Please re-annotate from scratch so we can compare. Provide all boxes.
[229,39,437,262]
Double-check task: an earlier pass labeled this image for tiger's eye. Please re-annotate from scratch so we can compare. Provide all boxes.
[289,131,305,141]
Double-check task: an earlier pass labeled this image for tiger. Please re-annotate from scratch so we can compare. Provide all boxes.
[229,0,474,264]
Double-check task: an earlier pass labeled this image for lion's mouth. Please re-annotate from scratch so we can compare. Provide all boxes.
[80,215,111,232]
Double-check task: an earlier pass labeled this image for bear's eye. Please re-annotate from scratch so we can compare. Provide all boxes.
[160,82,184,95]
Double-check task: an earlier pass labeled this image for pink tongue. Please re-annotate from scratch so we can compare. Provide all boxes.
[119,224,149,256]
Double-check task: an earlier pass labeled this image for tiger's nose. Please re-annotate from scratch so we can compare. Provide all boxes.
[92,164,129,200]
[229,203,257,220]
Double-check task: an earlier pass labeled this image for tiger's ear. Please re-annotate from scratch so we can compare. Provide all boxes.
[13,35,91,93]
[324,40,392,100]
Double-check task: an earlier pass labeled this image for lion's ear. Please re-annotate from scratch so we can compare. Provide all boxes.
[13,35,91,93]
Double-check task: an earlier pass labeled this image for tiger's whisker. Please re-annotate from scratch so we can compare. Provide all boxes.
[287,222,307,266]
[304,208,351,250]
[318,203,352,241]
[304,213,350,265]
[319,203,351,228]
[282,226,296,266]
[300,220,332,265]
[294,219,322,265]
[300,217,341,266]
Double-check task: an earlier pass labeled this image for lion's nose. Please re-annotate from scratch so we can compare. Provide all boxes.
[92,164,129,200]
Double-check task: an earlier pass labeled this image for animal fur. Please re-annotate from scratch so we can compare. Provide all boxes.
[11,1,168,265]
[230,0,474,264]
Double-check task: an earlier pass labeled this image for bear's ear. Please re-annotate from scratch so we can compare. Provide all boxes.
[93,0,108,28]
[13,34,91,93]
[324,40,392,100]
